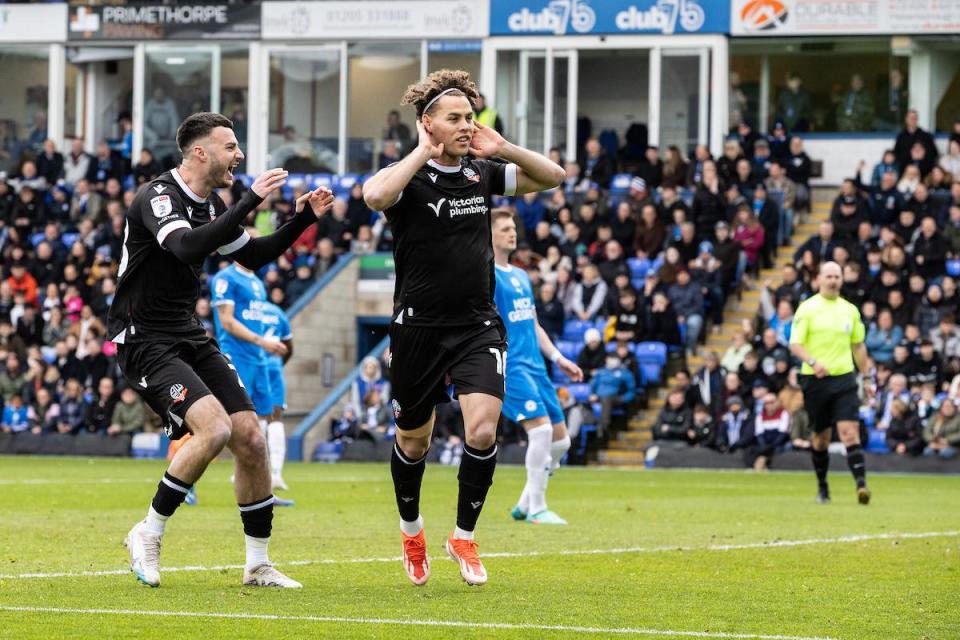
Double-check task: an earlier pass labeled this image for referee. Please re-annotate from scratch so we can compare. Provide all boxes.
[789,261,872,505]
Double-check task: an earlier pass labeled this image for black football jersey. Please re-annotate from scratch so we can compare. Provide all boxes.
[108,169,250,343]
[384,157,517,327]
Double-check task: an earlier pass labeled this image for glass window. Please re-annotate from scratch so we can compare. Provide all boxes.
[0,47,49,172]
[731,38,907,133]
[932,43,960,134]
[143,46,215,166]
[267,48,341,173]
[578,49,649,163]
[221,45,249,173]
[348,41,421,174]
[660,54,702,154]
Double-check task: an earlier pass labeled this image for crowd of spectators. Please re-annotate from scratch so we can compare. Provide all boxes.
[649,108,960,465]
[0,126,384,440]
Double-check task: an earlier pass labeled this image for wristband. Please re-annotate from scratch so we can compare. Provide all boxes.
[550,351,562,363]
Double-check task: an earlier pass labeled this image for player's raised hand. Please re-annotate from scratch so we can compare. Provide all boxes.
[415,119,443,159]
[251,168,288,199]
[296,186,334,218]
[469,120,506,158]
[559,357,584,383]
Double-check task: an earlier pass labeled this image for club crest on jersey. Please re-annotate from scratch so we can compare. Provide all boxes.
[150,195,172,218]
[169,384,188,404]
[525,400,538,412]
[463,166,480,183]
[392,399,402,419]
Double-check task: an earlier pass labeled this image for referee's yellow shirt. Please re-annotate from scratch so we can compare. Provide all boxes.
[790,293,865,376]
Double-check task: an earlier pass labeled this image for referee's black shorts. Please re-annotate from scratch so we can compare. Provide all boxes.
[388,317,507,431]
[798,372,860,433]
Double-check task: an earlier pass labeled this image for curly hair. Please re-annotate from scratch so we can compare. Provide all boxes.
[400,69,480,118]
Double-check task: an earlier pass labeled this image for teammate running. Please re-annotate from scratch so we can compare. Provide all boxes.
[210,263,294,506]
[789,261,873,505]
[363,70,565,586]
[490,209,579,525]
[260,300,294,490]
[113,112,332,588]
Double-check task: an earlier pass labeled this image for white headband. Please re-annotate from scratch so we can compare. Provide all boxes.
[421,88,460,117]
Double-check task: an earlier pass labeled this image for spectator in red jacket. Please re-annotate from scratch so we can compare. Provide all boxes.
[7,261,38,307]
[732,205,765,276]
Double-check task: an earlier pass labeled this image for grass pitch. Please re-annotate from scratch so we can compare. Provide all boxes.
[0,456,957,640]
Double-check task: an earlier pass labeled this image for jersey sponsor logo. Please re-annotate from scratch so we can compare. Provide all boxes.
[153,184,167,194]
[508,297,536,323]
[169,383,188,404]
[150,195,173,218]
[158,214,181,224]
[428,172,438,183]
[427,198,446,217]
[463,166,480,183]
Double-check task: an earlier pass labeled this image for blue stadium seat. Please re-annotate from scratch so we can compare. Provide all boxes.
[640,362,663,386]
[606,341,637,354]
[61,232,80,248]
[594,318,608,333]
[636,341,668,365]
[555,340,580,361]
[609,173,633,194]
[859,406,876,430]
[567,383,592,403]
[236,174,255,188]
[30,232,45,249]
[337,173,361,193]
[948,260,960,277]
[865,428,890,454]
[562,319,593,342]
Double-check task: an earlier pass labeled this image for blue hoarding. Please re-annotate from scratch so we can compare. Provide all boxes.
[491,0,730,36]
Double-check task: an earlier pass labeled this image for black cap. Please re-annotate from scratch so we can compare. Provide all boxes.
[726,395,744,407]
[753,379,769,389]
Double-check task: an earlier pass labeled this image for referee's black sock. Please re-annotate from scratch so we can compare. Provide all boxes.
[455,443,498,533]
[391,443,427,524]
[811,449,830,490]
[846,444,867,488]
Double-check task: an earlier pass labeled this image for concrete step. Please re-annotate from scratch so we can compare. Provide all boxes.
[619,429,652,442]
[607,439,648,451]
[596,450,646,465]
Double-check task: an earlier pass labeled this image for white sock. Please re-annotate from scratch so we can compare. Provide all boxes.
[258,418,268,434]
[267,421,287,478]
[525,424,553,515]
[550,434,572,472]
[245,535,270,569]
[400,515,423,536]
[453,526,474,540]
[144,506,168,535]
[517,485,530,512]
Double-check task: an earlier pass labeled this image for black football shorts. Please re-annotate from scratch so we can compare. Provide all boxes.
[388,318,507,431]
[116,333,255,440]
[799,372,860,433]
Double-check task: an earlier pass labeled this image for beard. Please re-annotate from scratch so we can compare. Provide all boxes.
[208,156,233,189]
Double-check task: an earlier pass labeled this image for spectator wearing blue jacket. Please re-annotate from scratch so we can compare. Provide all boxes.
[0,392,29,433]
[589,354,636,438]
[515,191,546,236]
[870,150,900,187]
[864,309,902,364]
[667,269,704,354]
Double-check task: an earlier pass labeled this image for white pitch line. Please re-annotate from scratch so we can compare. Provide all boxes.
[0,605,837,640]
[2,530,956,581]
